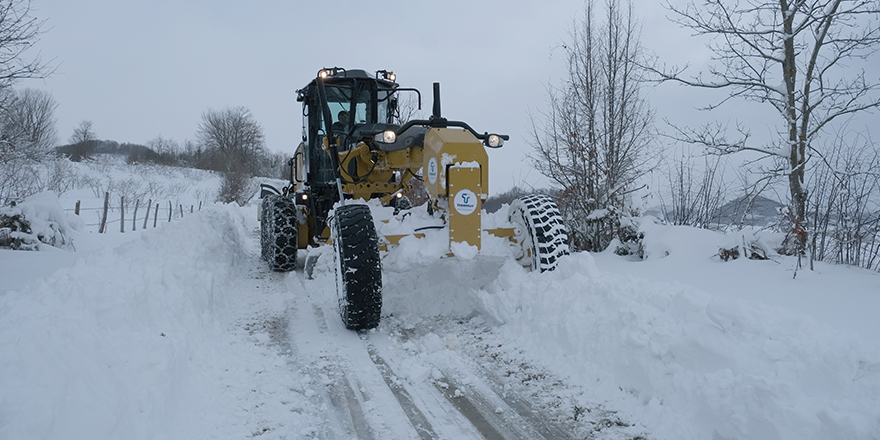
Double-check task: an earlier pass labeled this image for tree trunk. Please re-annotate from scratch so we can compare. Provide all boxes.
[782,0,808,258]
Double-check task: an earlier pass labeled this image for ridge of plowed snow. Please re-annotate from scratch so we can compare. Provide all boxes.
[0,205,312,439]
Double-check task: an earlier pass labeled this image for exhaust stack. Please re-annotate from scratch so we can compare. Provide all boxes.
[432,82,441,119]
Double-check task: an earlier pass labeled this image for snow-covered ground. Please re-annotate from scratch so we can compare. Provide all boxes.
[1,161,879,439]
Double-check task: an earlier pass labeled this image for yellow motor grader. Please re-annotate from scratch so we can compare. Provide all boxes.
[260,67,568,330]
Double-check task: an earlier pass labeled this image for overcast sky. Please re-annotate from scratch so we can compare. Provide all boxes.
[26,0,878,194]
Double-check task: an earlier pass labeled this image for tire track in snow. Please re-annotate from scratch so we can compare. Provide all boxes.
[362,330,536,439]
[310,305,376,440]
[359,340,438,440]
[299,297,430,439]
[387,317,639,440]
[291,248,626,438]
[305,299,485,438]
[431,367,576,440]
[367,328,573,440]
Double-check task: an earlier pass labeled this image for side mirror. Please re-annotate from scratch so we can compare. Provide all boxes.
[290,144,304,183]
[389,97,398,118]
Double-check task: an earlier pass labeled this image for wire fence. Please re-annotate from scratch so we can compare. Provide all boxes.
[66,192,204,233]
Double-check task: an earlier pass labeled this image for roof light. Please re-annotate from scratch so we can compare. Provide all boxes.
[377,70,396,82]
[318,67,343,79]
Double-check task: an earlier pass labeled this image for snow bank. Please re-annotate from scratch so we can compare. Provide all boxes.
[477,252,880,440]
[0,191,77,250]
[0,204,251,439]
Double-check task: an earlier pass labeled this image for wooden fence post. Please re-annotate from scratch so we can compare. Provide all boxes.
[75,200,81,216]
[132,199,139,231]
[168,201,172,222]
[154,203,159,228]
[190,205,194,214]
[99,192,109,233]
[120,196,125,233]
[143,199,151,229]
[179,204,184,218]
[198,201,202,211]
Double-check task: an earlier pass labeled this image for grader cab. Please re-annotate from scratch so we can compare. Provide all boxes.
[260,67,569,330]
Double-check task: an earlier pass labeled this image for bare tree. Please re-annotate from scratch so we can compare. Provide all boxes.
[0,0,53,111]
[146,135,177,155]
[530,0,654,251]
[69,120,96,144]
[808,128,880,270]
[146,135,179,165]
[652,0,880,262]
[658,148,728,228]
[67,120,97,162]
[0,88,57,157]
[198,106,265,204]
[197,106,265,173]
[0,88,58,204]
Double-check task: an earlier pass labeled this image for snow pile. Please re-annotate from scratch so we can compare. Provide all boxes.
[636,216,784,262]
[0,204,259,439]
[0,191,78,250]
[476,248,880,439]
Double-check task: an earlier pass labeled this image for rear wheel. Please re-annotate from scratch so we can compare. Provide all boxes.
[331,204,382,330]
[508,194,569,272]
[262,195,298,272]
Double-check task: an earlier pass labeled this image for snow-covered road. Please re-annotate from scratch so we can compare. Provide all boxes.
[0,202,636,439]
[237,225,637,438]
[2,198,879,439]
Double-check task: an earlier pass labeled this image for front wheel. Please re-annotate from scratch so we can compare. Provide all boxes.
[331,204,382,330]
[508,194,569,272]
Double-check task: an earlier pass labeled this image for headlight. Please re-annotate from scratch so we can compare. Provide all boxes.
[375,130,396,144]
[486,134,504,148]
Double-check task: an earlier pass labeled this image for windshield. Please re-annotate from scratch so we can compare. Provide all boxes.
[319,82,392,131]
[305,80,395,185]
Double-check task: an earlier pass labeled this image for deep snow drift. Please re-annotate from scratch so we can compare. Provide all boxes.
[1,177,879,439]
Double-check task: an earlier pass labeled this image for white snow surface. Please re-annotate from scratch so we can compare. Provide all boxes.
[1,191,77,250]
[2,175,880,439]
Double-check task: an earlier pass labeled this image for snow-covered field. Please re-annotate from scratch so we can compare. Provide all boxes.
[1,160,879,439]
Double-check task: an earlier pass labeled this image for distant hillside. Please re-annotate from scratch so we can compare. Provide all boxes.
[715,195,782,227]
[644,194,782,227]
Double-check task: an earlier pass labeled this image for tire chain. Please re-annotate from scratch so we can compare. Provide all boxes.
[263,195,298,272]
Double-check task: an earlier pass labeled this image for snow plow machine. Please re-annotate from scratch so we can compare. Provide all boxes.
[259,67,569,330]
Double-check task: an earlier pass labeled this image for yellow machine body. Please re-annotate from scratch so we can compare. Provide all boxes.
[311,126,511,253]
